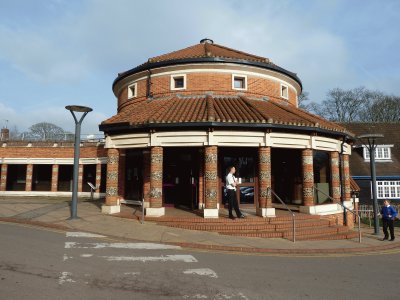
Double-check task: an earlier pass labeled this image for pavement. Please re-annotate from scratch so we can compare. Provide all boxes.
[0,197,399,255]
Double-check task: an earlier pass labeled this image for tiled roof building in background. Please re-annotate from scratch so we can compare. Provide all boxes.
[341,123,400,204]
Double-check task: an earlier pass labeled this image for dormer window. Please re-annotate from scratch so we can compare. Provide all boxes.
[232,74,247,90]
[127,83,137,99]
[171,74,186,90]
[281,84,289,99]
[363,145,392,161]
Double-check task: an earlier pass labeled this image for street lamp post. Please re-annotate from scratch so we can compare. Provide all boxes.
[357,134,384,235]
[65,105,93,219]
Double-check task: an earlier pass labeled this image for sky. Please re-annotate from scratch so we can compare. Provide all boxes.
[0,0,399,134]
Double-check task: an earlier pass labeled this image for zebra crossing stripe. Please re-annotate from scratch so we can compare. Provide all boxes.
[65,242,181,250]
[100,255,197,263]
[66,232,106,238]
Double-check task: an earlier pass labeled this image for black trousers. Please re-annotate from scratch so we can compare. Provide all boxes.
[227,189,242,217]
[383,218,395,239]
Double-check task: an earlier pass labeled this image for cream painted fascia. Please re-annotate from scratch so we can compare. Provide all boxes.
[114,63,301,99]
[105,130,350,153]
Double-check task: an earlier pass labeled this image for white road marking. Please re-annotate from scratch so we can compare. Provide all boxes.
[66,232,106,238]
[58,272,75,285]
[124,272,140,275]
[100,254,197,263]
[65,242,181,250]
[183,295,208,299]
[183,268,218,278]
[80,254,93,258]
[63,254,72,261]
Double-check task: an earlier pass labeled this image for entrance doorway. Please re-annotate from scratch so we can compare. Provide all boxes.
[219,148,257,208]
[271,148,302,204]
[163,148,199,209]
[125,150,143,200]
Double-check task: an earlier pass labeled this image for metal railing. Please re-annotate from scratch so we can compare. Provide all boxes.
[313,186,362,243]
[120,198,145,224]
[268,187,296,243]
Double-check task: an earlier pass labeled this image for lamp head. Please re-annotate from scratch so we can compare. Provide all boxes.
[65,105,93,113]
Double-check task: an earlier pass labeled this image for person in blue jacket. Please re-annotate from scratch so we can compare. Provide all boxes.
[381,199,397,241]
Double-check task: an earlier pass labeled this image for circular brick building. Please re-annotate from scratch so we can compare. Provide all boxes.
[100,39,354,218]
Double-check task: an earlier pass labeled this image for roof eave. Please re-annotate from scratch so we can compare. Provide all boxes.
[99,121,352,141]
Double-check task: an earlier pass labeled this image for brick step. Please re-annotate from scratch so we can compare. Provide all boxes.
[294,231,360,241]
[146,214,320,224]
[220,226,349,238]
[161,219,333,232]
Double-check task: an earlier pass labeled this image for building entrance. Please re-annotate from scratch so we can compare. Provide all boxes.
[271,148,302,205]
[163,148,199,209]
[125,150,143,200]
[219,148,257,208]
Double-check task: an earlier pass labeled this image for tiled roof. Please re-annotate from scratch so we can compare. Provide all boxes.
[148,42,270,64]
[340,123,400,177]
[102,95,347,134]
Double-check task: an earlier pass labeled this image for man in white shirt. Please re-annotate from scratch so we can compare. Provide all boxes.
[225,166,244,219]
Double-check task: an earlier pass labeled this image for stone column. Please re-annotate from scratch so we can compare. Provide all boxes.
[95,163,102,191]
[330,151,341,202]
[257,146,275,217]
[78,164,84,193]
[343,154,351,201]
[142,150,151,208]
[118,150,126,199]
[198,149,204,209]
[26,164,33,192]
[204,146,218,218]
[102,148,120,214]
[146,146,164,217]
[0,164,7,191]
[51,164,59,192]
[301,149,314,206]
[342,154,354,227]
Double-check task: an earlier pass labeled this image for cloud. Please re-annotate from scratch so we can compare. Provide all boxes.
[0,101,105,134]
[0,0,398,104]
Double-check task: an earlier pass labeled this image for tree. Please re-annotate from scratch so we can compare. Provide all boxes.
[26,122,65,140]
[298,91,310,110]
[361,94,400,122]
[306,87,400,123]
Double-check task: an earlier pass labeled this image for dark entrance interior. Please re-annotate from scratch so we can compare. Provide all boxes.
[6,164,27,191]
[32,165,52,191]
[271,148,302,204]
[125,150,143,200]
[219,148,257,208]
[58,165,73,191]
[83,164,96,192]
[163,148,199,209]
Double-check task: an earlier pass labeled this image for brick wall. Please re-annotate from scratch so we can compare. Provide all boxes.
[118,72,298,111]
[302,149,314,206]
[204,146,218,209]
[0,144,107,158]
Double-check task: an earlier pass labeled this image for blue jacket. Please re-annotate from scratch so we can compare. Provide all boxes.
[381,205,398,220]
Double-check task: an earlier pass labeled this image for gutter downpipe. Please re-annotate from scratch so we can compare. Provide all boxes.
[339,135,347,225]
[146,63,153,99]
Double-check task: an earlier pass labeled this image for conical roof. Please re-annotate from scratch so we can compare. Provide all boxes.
[113,39,302,89]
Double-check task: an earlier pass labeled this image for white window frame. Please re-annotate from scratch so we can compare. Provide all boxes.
[170,74,187,90]
[375,181,400,199]
[363,145,393,161]
[127,82,137,99]
[280,84,289,100]
[232,74,247,91]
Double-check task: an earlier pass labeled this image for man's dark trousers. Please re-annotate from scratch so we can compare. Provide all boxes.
[383,218,395,240]
[227,189,241,217]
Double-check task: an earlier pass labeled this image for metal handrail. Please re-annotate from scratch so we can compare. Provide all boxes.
[267,187,296,243]
[313,186,361,243]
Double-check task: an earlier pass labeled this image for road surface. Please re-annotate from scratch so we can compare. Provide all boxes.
[0,222,399,299]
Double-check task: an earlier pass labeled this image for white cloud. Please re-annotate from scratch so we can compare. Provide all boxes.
[0,101,105,134]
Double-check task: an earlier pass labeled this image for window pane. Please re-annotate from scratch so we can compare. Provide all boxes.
[234,78,244,89]
[174,77,184,88]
